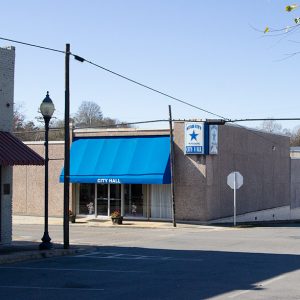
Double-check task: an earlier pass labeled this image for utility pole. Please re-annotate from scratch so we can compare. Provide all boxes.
[64,43,70,249]
[168,105,176,227]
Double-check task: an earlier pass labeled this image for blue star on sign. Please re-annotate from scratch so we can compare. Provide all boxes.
[190,130,198,141]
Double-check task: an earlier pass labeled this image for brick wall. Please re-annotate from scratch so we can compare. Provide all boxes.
[0,47,15,132]
[0,46,15,244]
[173,121,291,222]
[1,167,12,244]
[13,142,65,217]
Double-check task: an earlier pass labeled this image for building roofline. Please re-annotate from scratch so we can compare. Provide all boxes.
[74,127,170,137]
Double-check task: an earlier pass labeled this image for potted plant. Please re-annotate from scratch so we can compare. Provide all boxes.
[69,210,76,223]
[111,210,123,225]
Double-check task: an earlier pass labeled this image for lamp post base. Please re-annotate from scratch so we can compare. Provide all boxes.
[39,232,53,250]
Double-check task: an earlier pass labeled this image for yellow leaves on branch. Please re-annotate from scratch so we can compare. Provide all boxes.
[264,4,300,33]
[286,4,299,12]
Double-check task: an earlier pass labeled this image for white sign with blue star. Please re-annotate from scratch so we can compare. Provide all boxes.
[184,122,205,154]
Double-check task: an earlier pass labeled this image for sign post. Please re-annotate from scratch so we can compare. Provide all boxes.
[227,171,243,226]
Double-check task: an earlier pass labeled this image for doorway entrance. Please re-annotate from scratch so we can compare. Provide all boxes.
[77,183,171,219]
[79,183,122,217]
[96,184,121,216]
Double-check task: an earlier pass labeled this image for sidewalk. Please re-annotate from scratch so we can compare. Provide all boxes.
[13,215,222,230]
[0,241,89,265]
[0,215,227,265]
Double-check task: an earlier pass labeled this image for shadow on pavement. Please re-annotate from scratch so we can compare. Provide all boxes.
[64,245,300,299]
[1,242,300,299]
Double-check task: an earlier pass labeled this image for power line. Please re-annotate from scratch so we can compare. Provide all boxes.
[0,35,228,120]
[227,118,294,148]
[229,117,300,123]
[1,35,293,148]
[73,55,228,120]
[13,119,174,134]
[0,36,64,54]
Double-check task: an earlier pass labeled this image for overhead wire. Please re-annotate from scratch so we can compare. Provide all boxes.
[73,55,228,120]
[1,35,292,148]
[0,36,64,54]
[13,119,175,134]
[0,35,227,120]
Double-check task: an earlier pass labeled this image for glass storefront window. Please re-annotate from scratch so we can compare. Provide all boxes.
[78,183,171,220]
[79,184,95,215]
[124,184,144,217]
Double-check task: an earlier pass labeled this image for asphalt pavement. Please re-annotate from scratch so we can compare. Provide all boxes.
[0,216,300,299]
[0,215,218,265]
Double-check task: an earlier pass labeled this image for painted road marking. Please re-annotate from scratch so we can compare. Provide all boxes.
[76,251,203,262]
[228,274,287,298]
[0,285,104,291]
[0,266,145,273]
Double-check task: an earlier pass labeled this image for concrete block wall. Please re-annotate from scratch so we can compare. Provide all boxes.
[1,166,13,244]
[0,46,15,132]
[208,125,290,221]
[173,121,291,222]
[173,122,208,221]
[13,142,65,217]
[0,46,15,244]
[209,205,292,224]
[290,158,300,209]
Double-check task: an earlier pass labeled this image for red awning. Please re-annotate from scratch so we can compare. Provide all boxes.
[0,131,44,166]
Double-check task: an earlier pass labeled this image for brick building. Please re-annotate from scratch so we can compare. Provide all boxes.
[13,122,297,223]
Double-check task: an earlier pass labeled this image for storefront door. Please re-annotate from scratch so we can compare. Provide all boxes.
[79,183,122,217]
[96,184,108,216]
[110,184,121,215]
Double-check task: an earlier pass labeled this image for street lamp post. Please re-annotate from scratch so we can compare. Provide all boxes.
[39,91,55,250]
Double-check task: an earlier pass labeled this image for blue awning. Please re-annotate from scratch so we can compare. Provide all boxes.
[60,136,171,184]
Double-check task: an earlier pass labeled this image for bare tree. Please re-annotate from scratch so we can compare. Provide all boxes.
[13,104,26,130]
[74,101,103,127]
[13,104,41,140]
[74,101,131,129]
[290,126,300,145]
[259,120,283,133]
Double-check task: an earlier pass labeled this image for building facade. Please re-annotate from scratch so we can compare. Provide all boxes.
[0,46,15,244]
[0,46,44,244]
[13,121,293,223]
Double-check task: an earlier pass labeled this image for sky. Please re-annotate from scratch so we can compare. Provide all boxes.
[1,0,300,130]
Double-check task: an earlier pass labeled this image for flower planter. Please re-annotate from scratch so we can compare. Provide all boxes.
[111,216,123,225]
[69,215,76,223]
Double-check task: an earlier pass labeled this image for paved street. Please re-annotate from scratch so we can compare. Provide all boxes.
[0,222,299,299]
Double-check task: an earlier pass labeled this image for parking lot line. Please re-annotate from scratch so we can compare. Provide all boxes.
[0,285,104,291]
[0,266,145,273]
[228,274,287,298]
[75,251,204,261]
